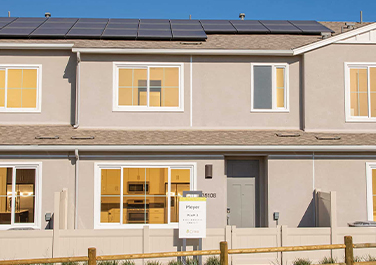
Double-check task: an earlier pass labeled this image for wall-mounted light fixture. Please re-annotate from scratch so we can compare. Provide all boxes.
[205,164,213,179]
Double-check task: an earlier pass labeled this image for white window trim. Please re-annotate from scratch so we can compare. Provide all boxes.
[113,62,184,112]
[250,62,289,113]
[0,162,42,230]
[345,62,376,122]
[0,64,42,113]
[94,162,196,229]
[366,162,376,221]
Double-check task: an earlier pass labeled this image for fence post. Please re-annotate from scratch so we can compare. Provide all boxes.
[220,241,228,265]
[345,236,353,265]
[88,247,96,265]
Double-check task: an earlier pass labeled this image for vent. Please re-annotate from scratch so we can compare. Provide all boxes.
[71,136,95,140]
[315,136,341,141]
[35,136,59,140]
[180,42,202,45]
[275,133,300,137]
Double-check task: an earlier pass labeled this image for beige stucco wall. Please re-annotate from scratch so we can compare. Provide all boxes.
[0,50,74,125]
[304,44,376,132]
[79,54,301,129]
[77,157,226,229]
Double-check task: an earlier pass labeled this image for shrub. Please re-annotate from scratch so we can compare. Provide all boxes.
[145,261,162,265]
[204,256,220,265]
[365,255,376,262]
[97,261,119,265]
[122,260,136,265]
[293,258,311,265]
[319,257,337,264]
[354,256,363,262]
[62,262,81,265]
[168,260,183,265]
[186,257,198,265]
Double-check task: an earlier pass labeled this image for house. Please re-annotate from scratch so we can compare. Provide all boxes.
[1,15,376,261]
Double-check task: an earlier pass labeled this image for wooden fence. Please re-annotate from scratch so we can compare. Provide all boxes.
[0,236,375,265]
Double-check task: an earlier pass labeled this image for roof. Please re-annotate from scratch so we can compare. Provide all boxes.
[0,21,371,51]
[2,125,376,146]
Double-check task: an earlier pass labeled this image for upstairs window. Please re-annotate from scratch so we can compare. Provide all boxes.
[113,63,183,111]
[0,66,41,112]
[345,63,376,121]
[251,63,289,112]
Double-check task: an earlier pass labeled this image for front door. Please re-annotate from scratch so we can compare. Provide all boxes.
[227,160,258,228]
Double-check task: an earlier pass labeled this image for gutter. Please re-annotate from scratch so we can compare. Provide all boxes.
[73,51,81,129]
[1,145,376,152]
[0,43,74,49]
[71,48,294,56]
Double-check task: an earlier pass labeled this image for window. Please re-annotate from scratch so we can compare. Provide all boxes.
[113,63,183,111]
[95,163,195,228]
[345,63,376,121]
[0,65,41,112]
[0,163,41,229]
[251,63,289,112]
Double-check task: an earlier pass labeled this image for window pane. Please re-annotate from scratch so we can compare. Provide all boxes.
[370,68,376,92]
[0,70,4,107]
[7,89,21,108]
[0,168,12,224]
[253,66,272,109]
[22,69,37,89]
[276,68,285,108]
[7,69,22,89]
[150,68,179,107]
[350,68,369,117]
[148,168,167,224]
[101,169,121,223]
[22,89,37,108]
[374,196,376,222]
[118,68,147,106]
[371,93,376,117]
[15,169,35,223]
[170,169,190,223]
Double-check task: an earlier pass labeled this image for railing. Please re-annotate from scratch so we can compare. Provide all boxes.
[0,236,375,265]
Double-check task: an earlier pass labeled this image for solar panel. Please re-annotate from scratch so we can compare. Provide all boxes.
[260,21,301,33]
[171,24,203,30]
[15,17,46,22]
[7,22,44,28]
[137,29,172,39]
[73,22,107,28]
[30,28,70,37]
[109,18,139,23]
[171,30,207,40]
[46,18,78,23]
[39,22,76,28]
[106,23,138,29]
[230,20,269,33]
[66,28,104,37]
[200,24,236,33]
[0,22,11,28]
[77,18,108,23]
[0,17,17,23]
[170,19,201,25]
[0,27,36,37]
[140,19,170,24]
[139,24,171,30]
[289,20,334,33]
[102,29,138,39]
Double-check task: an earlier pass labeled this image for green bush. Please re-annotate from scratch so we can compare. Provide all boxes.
[185,257,198,265]
[168,260,183,265]
[97,261,120,265]
[293,258,311,265]
[319,257,337,264]
[62,262,81,265]
[122,260,136,265]
[204,256,220,265]
[354,256,363,262]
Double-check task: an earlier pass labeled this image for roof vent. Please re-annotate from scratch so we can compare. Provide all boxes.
[71,136,95,140]
[315,136,341,141]
[321,32,331,39]
[276,133,301,137]
[345,22,355,29]
[45,12,51,18]
[180,42,202,45]
[239,13,245,20]
[35,135,59,140]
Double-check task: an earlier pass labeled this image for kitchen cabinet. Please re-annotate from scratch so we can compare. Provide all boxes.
[171,169,190,183]
[101,169,120,195]
[128,168,147,181]
[107,209,127,224]
[149,168,166,195]
[149,208,165,224]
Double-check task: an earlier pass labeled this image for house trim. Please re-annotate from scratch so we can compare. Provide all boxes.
[366,162,375,221]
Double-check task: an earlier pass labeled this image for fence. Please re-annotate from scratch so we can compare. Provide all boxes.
[0,236,374,265]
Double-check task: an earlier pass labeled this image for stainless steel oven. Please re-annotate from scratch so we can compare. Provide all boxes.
[128,182,149,194]
[127,199,149,223]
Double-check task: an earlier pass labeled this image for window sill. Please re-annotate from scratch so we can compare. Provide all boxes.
[346,118,376,123]
[0,109,41,113]
[95,223,179,229]
[113,108,184,113]
[0,225,41,230]
[250,109,289,113]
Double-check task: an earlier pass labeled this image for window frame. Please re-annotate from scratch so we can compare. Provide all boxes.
[250,62,289,113]
[113,62,184,112]
[345,62,376,122]
[366,162,376,221]
[0,64,42,113]
[0,162,42,230]
[94,162,196,229]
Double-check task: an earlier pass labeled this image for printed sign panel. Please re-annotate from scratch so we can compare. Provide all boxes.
[179,197,206,238]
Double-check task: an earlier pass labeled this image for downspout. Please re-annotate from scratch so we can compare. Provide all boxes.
[73,52,81,129]
[74,149,79,229]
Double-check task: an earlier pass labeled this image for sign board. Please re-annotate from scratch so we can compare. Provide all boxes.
[179,197,206,238]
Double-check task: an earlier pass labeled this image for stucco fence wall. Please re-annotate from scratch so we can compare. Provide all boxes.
[1,226,376,265]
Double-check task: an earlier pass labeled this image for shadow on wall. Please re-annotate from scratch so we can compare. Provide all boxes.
[298,191,315,227]
[63,55,77,126]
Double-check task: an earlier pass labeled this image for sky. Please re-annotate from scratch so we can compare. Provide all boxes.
[0,0,375,22]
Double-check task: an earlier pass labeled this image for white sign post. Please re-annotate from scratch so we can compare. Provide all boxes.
[179,197,207,238]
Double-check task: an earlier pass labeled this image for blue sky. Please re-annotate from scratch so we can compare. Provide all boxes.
[1,0,375,22]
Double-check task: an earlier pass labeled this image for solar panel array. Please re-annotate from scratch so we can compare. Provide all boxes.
[0,17,334,40]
